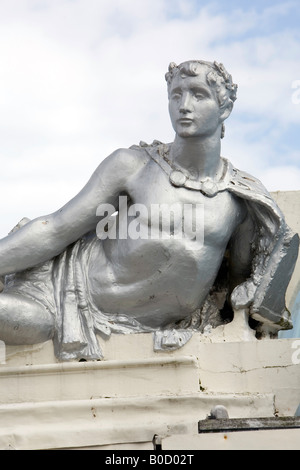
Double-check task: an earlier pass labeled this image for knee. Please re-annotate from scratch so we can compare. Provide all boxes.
[0,294,54,345]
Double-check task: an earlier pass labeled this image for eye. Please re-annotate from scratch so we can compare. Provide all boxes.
[171,93,181,100]
[194,93,205,100]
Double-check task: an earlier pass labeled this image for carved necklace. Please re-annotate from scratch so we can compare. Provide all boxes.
[155,144,231,197]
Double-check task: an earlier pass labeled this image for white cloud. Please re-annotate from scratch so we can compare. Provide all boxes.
[261,165,300,192]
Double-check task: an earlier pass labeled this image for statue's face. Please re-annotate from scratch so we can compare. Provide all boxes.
[168,68,223,139]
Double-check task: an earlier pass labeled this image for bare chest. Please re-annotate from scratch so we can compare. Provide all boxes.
[125,161,244,245]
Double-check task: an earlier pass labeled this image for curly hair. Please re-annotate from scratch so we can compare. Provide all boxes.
[165,60,238,138]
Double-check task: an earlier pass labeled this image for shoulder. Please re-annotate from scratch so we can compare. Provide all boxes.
[227,162,285,221]
[106,145,149,168]
[96,144,150,181]
[228,162,270,198]
[101,140,166,177]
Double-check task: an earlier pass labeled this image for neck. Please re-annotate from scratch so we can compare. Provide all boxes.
[169,134,222,180]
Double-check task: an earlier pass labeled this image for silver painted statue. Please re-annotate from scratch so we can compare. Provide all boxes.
[0,60,298,360]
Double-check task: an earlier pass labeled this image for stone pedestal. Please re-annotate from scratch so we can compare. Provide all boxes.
[0,310,299,450]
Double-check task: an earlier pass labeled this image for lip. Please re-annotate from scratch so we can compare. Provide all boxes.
[178,118,193,124]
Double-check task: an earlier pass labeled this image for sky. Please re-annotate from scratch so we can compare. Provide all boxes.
[0,0,299,238]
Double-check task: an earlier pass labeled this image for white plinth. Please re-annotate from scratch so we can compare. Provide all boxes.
[0,310,299,450]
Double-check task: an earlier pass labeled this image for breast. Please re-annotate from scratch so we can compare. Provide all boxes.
[202,191,245,246]
[126,163,244,249]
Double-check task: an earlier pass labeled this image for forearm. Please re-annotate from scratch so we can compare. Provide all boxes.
[0,215,74,275]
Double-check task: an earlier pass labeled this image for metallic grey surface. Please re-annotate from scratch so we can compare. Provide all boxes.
[0,60,298,360]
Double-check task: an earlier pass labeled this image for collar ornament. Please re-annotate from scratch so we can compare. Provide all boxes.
[157,144,231,197]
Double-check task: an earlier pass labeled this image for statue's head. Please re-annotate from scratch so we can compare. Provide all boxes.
[165,60,238,138]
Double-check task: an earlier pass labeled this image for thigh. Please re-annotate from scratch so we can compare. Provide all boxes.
[0,292,54,345]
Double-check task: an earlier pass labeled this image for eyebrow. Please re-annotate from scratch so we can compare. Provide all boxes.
[170,85,212,98]
[170,86,182,94]
[192,86,211,95]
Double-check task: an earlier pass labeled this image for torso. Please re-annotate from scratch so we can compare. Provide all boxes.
[88,145,246,328]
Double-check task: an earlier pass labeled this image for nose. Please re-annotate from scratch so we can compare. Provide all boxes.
[179,93,192,113]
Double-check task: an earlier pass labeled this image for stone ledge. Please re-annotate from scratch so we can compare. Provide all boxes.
[0,392,275,450]
[198,416,300,433]
[0,355,199,404]
[1,336,299,416]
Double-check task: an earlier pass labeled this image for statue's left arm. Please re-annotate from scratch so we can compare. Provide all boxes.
[229,188,299,331]
[227,212,256,307]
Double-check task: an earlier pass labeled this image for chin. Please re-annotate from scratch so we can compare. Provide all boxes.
[177,130,194,138]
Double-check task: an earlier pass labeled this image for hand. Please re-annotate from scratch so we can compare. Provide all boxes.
[0,217,31,292]
[230,280,256,309]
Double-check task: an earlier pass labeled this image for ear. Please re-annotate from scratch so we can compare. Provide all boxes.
[219,101,233,122]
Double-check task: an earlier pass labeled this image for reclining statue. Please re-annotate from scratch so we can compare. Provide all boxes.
[0,60,298,360]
